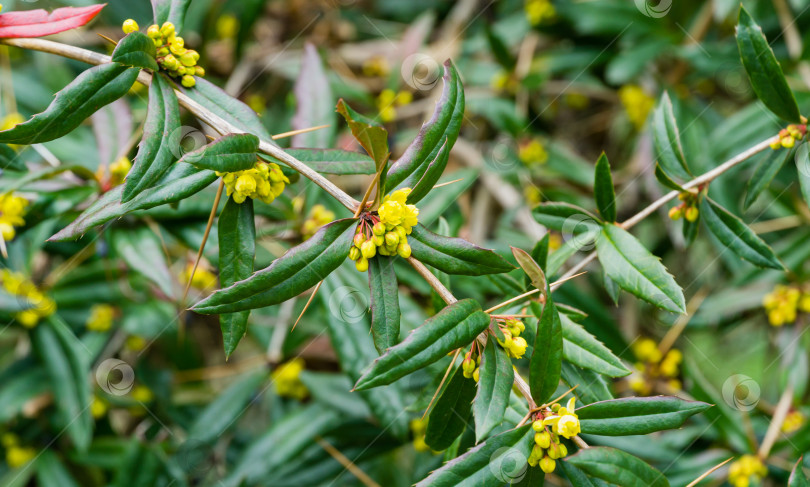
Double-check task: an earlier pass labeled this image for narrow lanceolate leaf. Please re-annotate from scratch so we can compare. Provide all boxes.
[416,425,533,487]
[596,224,686,314]
[653,93,692,181]
[186,371,265,443]
[745,150,788,209]
[368,256,401,354]
[0,4,105,38]
[560,460,611,487]
[193,218,357,314]
[576,396,711,436]
[123,75,180,202]
[474,338,514,442]
[407,137,452,203]
[561,314,630,378]
[354,299,490,390]
[594,152,616,222]
[277,148,375,175]
[184,78,273,141]
[736,6,801,122]
[0,63,138,145]
[111,31,159,71]
[426,365,476,450]
[532,202,602,231]
[409,224,515,276]
[654,163,685,192]
[0,144,25,171]
[566,447,670,487]
[788,457,809,487]
[49,164,217,241]
[512,247,546,291]
[292,43,335,149]
[151,0,192,30]
[219,198,256,358]
[110,226,174,298]
[387,60,464,205]
[179,133,260,172]
[796,143,810,208]
[529,299,563,405]
[336,99,389,167]
[700,197,784,269]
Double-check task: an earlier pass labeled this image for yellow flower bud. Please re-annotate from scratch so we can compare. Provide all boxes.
[532,420,544,432]
[180,51,197,67]
[539,456,556,474]
[385,232,399,247]
[372,222,386,236]
[195,66,206,77]
[353,233,366,247]
[122,19,139,34]
[348,247,361,261]
[534,430,551,448]
[181,75,196,88]
[147,24,161,38]
[372,235,384,246]
[668,206,682,220]
[361,240,377,259]
[160,21,175,38]
[397,242,412,259]
[356,257,369,272]
[684,206,699,222]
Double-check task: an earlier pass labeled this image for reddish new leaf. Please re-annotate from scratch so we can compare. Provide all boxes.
[0,4,105,39]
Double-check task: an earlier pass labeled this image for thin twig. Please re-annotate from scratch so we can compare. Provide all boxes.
[758,385,794,459]
[315,436,381,487]
[484,272,587,314]
[406,257,456,305]
[422,348,461,420]
[271,124,330,140]
[291,281,323,332]
[685,457,733,487]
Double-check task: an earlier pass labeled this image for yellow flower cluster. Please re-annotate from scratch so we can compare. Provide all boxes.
[769,123,807,150]
[215,15,239,40]
[91,395,108,419]
[349,188,418,272]
[1,270,55,328]
[763,285,810,326]
[86,304,115,332]
[629,338,682,395]
[728,455,767,487]
[271,358,309,400]
[782,410,805,434]
[619,85,654,130]
[668,191,699,222]
[462,352,481,382]
[496,318,528,359]
[122,20,205,88]
[109,156,132,187]
[130,385,154,403]
[301,204,335,240]
[218,162,288,204]
[525,0,555,25]
[518,139,549,166]
[0,192,28,242]
[410,418,431,452]
[376,89,413,122]
[2,433,36,469]
[180,262,218,291]
[125,335,147,352]
[362,56,390,78]
[528,398,580,473]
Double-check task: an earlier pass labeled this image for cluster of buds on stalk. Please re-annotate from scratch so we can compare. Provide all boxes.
[496,318,527,359]
[668,190,699,222]
[462,346,481,381]
[770,121,807,150]
[122,20,205,87]
[527,398,581,473]
[349,188,417,271]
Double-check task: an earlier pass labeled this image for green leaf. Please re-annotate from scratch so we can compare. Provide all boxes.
[594,152,616,222]
[353,299,490,390]
[184,78,272,141]
[512,247,546,291]
[485,23,516,70]
[179,133,260,172]
[186,371,265,444]
[796,143,810,208]
[426,364,476,450]
[561,314,630,378]
[387,60,464,205]
[700,197,784,269]
[151,0,192,30]
[0,144,25,171]
[218,197,256,358]
[0,63,138,145]
[529,299,563,405]
[745,150,788,209]
[368,256,401,353]
[409,224,515,275]
[559,460,610,487]
[0,365,48,423]
[292,43,335,149]
[566,447,670,487]
[272,148,375,175]
[192,218,357,314]
[532,202,602,231]
[36,450,79,487]
[532,234,550,271]
[596,224,686,313]
[415,425,533,486]
[110,226,174,298]
[653,93,692,181]
[111,31,158,70]
[654,163,685,192]
[336,99,389,195]
[474,337,514,442]
[560,362,614,405]
[122,75,180,202]
[736,6,801,122]
[576,396,711,436]
[514,466,545,487]
[789,457,809,487]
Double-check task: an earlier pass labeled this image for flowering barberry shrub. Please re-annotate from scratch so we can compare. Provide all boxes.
[0,1,809,486]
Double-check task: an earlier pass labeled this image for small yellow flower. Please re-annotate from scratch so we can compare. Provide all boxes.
[763,285,801,326]
[109,157,132,187]
[302,204,335,240]
[632,338,662,364]
[219,162,288,204]
[86,304,115,332]
[271,358,309,400]
[518,139,549,166]
[216,15,239,40]
[91,395,108,419]
[525,0,555,25]
[376,89,412,123]
[180,262,217,291]
[543,397,580,439]
[619,85,654,131]
[122,19,139,34]
[130,385,154,403]
[1,269,55,328]
[410,418,432,452]
[5,445,36,469]
[0,192,29,242]
[782,410,805,434]
[728,455,767,487]
[362,56,390,78]
[124,335,147,352]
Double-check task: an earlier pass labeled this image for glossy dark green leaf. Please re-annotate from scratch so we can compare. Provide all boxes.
[0,63,138,145]
[566,447,670,487]
[368,256,400,353]
[561,314,630,378]
[736,6,801,122]
[50,164,217,241]
[292,43,335,149]
[218,198,256,358]
[388,60,464,204]
[576,396,711,436]
[415,425,533,486]
[0,364,48,423]
[532,202,601,231]
[557,303,588,323]
[337,99,389,171]
[426,364,476,450]
[512,247,546,291]
[184,77,272,140]
[122,75,180,202]
[354,299,490,390]
[700,197,784,269]
[559,460,610,487]
[596,224,686,313]
[603,271,621,305]
[279,148,375,174]
[110,226,174,297]
[745,150,788,209]
[532,234,550,271]
[560,362,613,405]
[193,218,357,314]
[789,457,809,487]
[409,224,515,275]
[179,133,259,172]
[151,0,192,30]
[654,163,685,192]
[0,144,25,171]
[797,144,810,208]
[529,299,562,405]
[111,31,158,70]
[594,152,616,222]
[653,92,691,181]
[514,466,545,487]
[406,137,452,203]
[474,337,513,442]
[186,371,265,443]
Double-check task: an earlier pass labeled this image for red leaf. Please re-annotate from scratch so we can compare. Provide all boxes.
[0,4,106,39]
